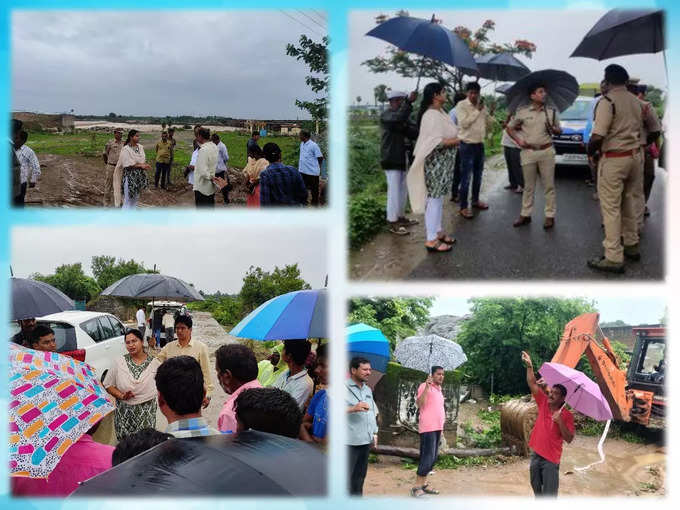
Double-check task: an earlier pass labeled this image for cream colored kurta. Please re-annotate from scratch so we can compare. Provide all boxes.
[113,144,147,207]
[242,156,269,181]
[103,355,160,405]
[407,108,459,214]
[156,337,214,396]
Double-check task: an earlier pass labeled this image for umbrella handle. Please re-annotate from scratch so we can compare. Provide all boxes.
[415,55,427,92]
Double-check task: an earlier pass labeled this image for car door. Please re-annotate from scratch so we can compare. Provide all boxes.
[103,315,128,358]
[79,317,109,380]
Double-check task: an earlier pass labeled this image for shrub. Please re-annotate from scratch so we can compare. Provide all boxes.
[349,193,386,249]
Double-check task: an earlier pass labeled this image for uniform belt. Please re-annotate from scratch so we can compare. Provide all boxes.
[603,149,639,158]
[528,143,553,151]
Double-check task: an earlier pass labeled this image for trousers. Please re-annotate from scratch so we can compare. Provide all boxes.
[348,444,371,496]
[385,170,408,222]
[529,452,559,497]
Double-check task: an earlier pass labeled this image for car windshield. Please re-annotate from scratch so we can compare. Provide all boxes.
[561,99,592,121]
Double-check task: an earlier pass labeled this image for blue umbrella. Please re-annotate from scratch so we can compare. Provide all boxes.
[366,15,477,88]
[347,323,391,372]
[230,289,327,340]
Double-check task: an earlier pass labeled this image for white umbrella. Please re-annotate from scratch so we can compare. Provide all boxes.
[394,334,467,373]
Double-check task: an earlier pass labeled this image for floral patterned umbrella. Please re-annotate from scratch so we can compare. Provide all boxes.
[8,344,114,479]
[394,334,467,373]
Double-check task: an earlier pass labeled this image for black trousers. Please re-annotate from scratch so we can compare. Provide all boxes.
[215,171,230,204]
[504,146,524,188]
[643,152,655,203]
[451,150,461,198]
[13,183,27,207]
[529,452,560,497]
[301,173,320,206]
[155,162,170,188]
[194,191,215,208]
[417,430,441,477]
[348,444,371,496]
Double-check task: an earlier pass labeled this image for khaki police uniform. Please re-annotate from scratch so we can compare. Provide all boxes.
[103,137,124,206]
[592,86,643,263]
[639,98,661,212]
[509,103,560,218]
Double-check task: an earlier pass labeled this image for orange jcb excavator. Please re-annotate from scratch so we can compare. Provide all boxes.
[501,313,665,454]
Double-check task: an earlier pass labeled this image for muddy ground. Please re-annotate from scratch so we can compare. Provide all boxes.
[25,153,249,208]
[365,397,665,497]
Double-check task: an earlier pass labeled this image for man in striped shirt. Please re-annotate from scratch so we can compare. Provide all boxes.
[156,356,220,438]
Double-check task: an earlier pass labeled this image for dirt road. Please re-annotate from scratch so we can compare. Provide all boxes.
[25,153,249,207]
[364,435,665,497]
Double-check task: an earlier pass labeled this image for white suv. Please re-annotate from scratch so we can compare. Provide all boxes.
[36,311,128,382]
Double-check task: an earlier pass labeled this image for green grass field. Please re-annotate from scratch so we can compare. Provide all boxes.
[26,129,301,180]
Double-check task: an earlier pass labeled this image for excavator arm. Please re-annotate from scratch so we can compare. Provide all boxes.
[550,313,631,421]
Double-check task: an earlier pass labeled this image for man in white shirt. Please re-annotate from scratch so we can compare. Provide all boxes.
[272,340,314,409]
[211,133,231,205]
[298,130,324,206]
[15,130,41,204]
[136,307,146,340]
[193,127,218,207]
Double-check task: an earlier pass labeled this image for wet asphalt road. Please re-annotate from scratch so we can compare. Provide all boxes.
[408,165,665,281]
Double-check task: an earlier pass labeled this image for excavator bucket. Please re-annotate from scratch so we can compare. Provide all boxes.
[500,397,537,456]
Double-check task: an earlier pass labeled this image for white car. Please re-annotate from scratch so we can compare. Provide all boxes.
[36,311,128,382]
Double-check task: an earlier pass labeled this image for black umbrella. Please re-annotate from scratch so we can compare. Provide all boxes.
[72,431,327,496]
[100,273,204,302]
[506,69,579,114]
[462,52,531,82]
[11,277,75,320]
[366,15,477,89]
[571,9,664,60]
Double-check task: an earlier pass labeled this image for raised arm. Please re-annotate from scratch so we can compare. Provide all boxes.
[416,377,432,409]
[521,351,540,397]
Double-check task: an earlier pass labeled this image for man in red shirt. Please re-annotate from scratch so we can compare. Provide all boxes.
[521,351,574,497]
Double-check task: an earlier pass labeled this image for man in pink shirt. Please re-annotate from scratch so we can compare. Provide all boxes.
[216,344,262,433]
[411,366,446,497]
[11,422,114,497]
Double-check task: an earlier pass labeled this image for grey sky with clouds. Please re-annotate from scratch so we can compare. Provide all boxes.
[350,9,666,101]
[11,226,327,295]
[12,10,327,119]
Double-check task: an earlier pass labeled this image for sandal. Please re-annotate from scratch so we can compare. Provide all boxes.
[437,234,456,245]
[459,208,474,219]
[388,224,409,236]
[425,240,452,253]
[398,217,419,226]
[410,487,426,498]
[422,484,440,495]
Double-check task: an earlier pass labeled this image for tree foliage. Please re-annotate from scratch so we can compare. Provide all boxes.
[286,35,329,122]
[363,12,536,95]
[91,255,158,290]
[240,264,312,313]
[348,297,433,349]
[374,84,389,106]
[455,297,596,394]
[32,264,101,302]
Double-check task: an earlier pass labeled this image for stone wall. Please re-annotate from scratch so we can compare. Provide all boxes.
[13,112,75,132]
[86,295,138,322]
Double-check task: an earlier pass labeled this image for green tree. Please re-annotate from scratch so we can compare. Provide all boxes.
[32,264,101,302]
[108,112,116,118]
[600,320,629,327]
[363,13,536,96]
[286,35,329,122]
[347,297,433,349]
[455,297,596,394]
[91,256,158,290]
[239,264,311,313]
[374,84,389,108]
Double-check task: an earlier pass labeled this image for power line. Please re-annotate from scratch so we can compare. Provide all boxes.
[296,9,326,31]
[279,10,324,38]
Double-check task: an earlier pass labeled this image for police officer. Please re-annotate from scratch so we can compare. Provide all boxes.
[102,127,124,206]
[587,64,643,273]
[507,83,562,229]
[627,82,661,225]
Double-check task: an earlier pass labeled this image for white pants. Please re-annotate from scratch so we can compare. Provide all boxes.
[122,177,139,209]
[385,170,408,222]
[425,197,443,241]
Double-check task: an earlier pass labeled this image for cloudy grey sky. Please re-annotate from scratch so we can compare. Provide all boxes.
[430,296,666,325]
[12,10,327,119]
[11,225,327,294]
[350,9,666,101]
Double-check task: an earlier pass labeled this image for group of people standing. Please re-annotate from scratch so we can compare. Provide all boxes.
[379,62,663,272]
[100,125,324,209]
[11,312,329,496]
[346,353,575,498]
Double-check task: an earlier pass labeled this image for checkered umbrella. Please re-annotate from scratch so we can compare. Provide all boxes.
[9,344,114,479]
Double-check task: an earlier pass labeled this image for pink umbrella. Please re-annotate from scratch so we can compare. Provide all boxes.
[538,362,613,421]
